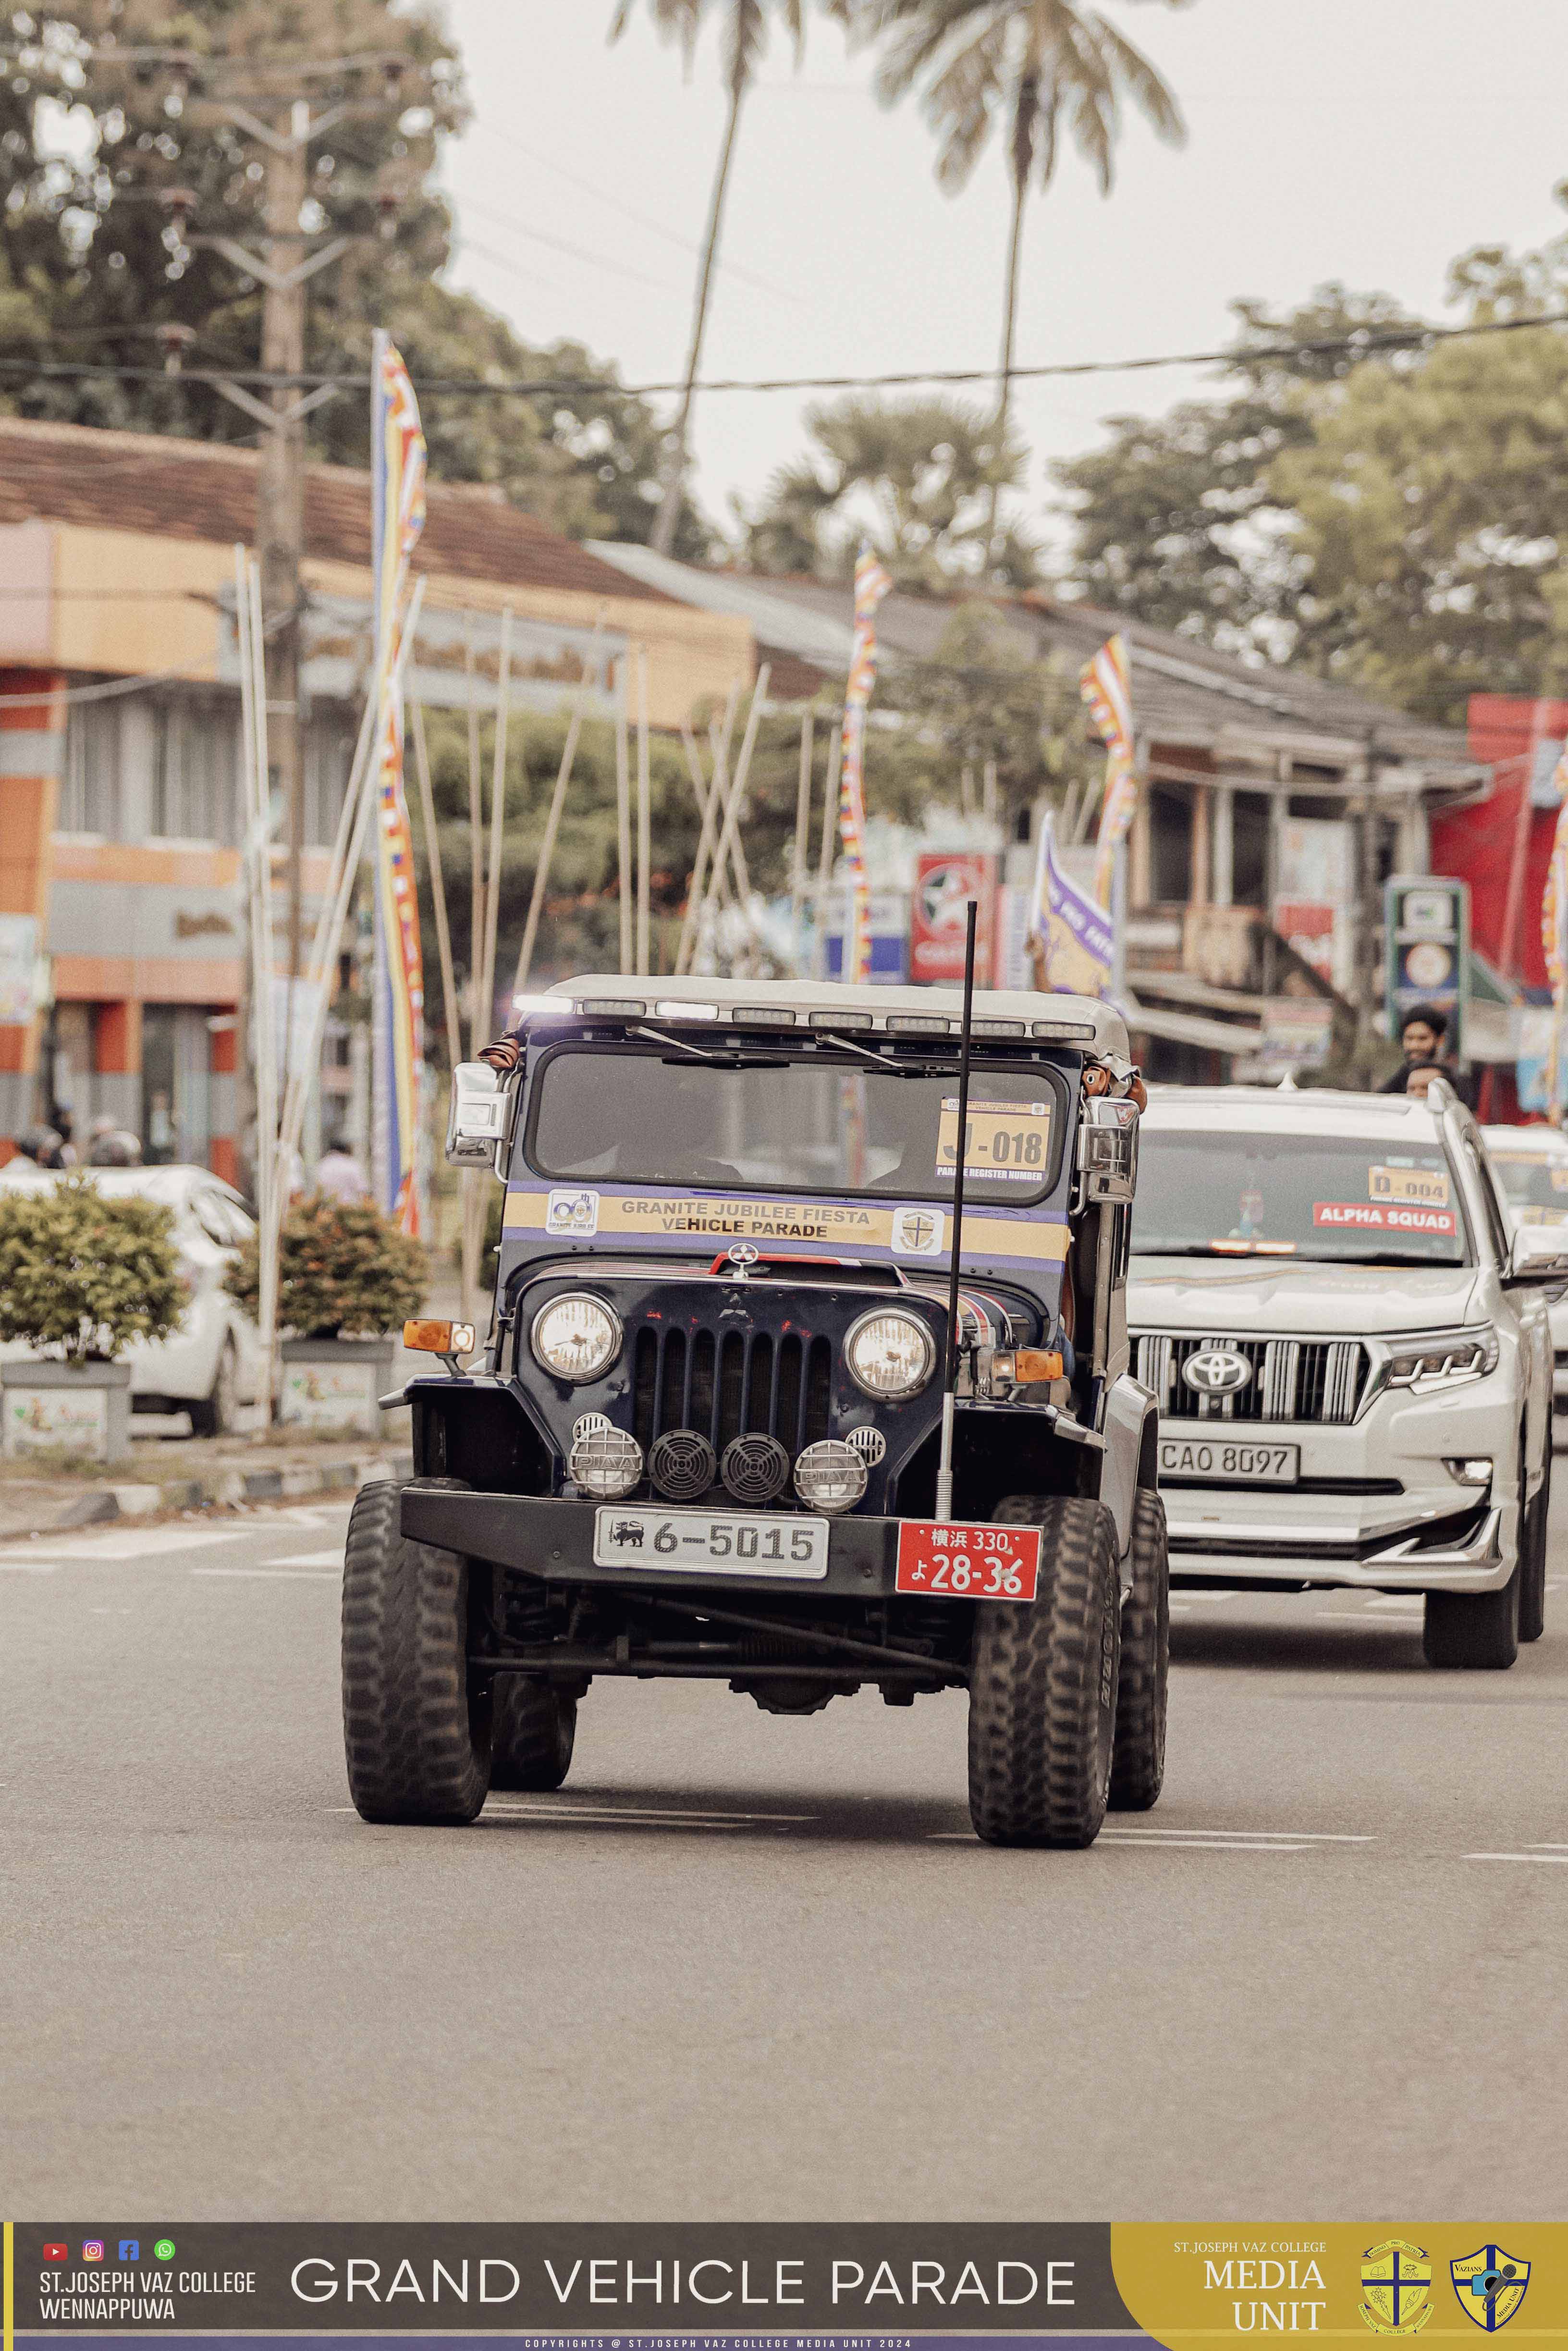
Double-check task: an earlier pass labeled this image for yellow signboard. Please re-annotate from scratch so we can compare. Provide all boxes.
[937,1096,1052,1184]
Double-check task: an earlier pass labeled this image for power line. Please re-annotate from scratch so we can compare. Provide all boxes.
[1,304,1561,402]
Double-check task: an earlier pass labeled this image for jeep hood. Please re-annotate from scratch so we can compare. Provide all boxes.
[1127,1256,1482,1335]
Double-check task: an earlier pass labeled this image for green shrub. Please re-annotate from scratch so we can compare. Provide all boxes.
[0,1171,184,1363]
[226,1190,427,1339]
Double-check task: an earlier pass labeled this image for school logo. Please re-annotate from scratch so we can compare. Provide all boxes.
[1450,2247,1530,2331]
[891,1205,944,1257]
[545,1188,600,1237]
[1360,2241,1433,2335]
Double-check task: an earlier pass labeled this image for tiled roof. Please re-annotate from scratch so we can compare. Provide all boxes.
[0,415,674,605]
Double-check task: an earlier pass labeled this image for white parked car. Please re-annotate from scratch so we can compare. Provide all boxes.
[1127,1082,1561,1669]
[0,1161,261,1435]
[1480,1122,1568,1411]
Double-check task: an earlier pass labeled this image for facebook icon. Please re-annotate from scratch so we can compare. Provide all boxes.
[118,2241,139,2261]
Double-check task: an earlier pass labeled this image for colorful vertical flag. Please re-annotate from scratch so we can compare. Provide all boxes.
[838,546,893,982]
[1029,813,1113,998]
[370,329,428,1233]
[1542,741,1568,1112]
[1081,632,1138,910]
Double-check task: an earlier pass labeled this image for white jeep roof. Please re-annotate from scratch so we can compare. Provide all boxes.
[1142,1084,1450,1146]
[1481,1122,1568,1159]
[534,972,1128,1057]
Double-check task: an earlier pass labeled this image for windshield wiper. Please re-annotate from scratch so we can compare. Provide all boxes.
[629,1023,764,1068]
[816,1031,940,1079]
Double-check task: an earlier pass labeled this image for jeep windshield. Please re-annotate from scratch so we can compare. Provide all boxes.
[1132,1130,1472,1266]
[527,1043,1068,1203]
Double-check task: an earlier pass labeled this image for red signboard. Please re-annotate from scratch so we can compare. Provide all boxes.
[910,852,997,985]
[894,1518,1041,1601]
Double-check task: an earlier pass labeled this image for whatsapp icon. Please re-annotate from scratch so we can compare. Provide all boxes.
[153,2240,175,2262]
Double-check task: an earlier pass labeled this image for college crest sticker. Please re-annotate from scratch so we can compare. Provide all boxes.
[1360,2241,1433,2335]
[891,1204,944,1257]
[1450,2247,1530,2331]
[545,1188,600,1237]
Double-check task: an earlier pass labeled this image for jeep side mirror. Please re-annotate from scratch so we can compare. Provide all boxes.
[1507,1224,1568,1285]
[445,1061,506,1168]
[1076,1095,1139,1203]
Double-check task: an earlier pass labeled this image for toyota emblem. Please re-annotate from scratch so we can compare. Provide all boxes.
[1181,1346,1252,1396]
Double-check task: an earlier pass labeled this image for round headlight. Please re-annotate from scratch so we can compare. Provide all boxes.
[845,1308,936,1401]
[531,1292,621,1383]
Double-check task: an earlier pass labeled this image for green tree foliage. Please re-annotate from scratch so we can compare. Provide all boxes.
[1054,285,1427,656]
[739,392,1037,587]
[226,1189,425,1336]
[882,599,1095,831]
[0,1171,184,1362]
[0,0,709,549]
[858,0,1187,563]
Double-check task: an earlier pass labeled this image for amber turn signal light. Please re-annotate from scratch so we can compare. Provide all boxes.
[995,1348,1064,1385]
[403,1318,476,1356]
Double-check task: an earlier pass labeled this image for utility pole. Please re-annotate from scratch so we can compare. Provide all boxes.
[258,102,309,1003]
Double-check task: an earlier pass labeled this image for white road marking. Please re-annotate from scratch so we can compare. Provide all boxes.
[1362,1597,1425,1612]
[0,1557,59,1573]
[929,1832,1311,1851]
[193,1565,339,1580]
[263,1550,343,1568]
[1114,1826,1373,1842]
[1310,1612,1425,1626]
[1465,1851,1568,1864]
[14,1522,259,1563]
[329,1803,818,1826]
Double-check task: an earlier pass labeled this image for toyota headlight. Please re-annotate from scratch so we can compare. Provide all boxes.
[1384,1324,1499,1391]
[531,1293,621,1383]
[845,1308,935,1400]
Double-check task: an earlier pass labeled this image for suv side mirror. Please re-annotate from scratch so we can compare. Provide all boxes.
[445,1061,506,1168]
[1507,1224,1568,1286]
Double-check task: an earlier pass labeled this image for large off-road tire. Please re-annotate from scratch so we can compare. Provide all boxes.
[1109,1487,1169,1811]
[1423,1565,1520,1671]
[1519,1441,1550,1644]
[341,1477,491,1822]
[491,1679,576,1791]
[968,1494,1120,1849]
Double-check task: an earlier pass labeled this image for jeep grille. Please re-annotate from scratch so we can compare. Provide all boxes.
[1134,1333,1368,1424]
[631,1322,834,1456]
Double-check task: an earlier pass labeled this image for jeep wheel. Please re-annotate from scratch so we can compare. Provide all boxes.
[1422,1566,1520,1671]
[1520,1442,1550,1645]
[341,1477,491,1822]
[491,1679,576,1791]
[968,1495,1120,1848]
[1109,1488,1168,1811]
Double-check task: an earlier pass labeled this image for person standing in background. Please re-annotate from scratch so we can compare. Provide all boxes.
[315,1132,370,1205]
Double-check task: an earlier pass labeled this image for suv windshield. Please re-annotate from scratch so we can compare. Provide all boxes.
[528,1046,1068,1203]
[1132,1129,1471,1266]
[1486,1149,1568,1225]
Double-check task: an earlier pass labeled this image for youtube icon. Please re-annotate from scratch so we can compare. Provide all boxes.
[42,2244,67,2263]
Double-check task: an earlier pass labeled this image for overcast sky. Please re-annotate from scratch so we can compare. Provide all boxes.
[435,0,1568,551]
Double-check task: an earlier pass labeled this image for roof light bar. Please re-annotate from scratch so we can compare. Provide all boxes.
[809,1011,874,1031]
[577,997,644,1018]
[885,1014,953,1036]
[654,999,719,1020]
[734,1005,797,1026]
[970,1017,1025,1037]
[1033,1019,1097,1041]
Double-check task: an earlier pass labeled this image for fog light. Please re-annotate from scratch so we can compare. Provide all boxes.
[793,1439,867,1515]
[1445,1456,1494,1487]
[568,1425,643,1499]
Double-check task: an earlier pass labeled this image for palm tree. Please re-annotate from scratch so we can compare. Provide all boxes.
[612,0,849,557]
[858,0,1188,565]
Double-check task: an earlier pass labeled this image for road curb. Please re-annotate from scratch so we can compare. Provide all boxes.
[34,1452,406,1535]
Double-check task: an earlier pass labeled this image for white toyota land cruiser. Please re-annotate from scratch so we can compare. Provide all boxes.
[1127,1081,1564,1668]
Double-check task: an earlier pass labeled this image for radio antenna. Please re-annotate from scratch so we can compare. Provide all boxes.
[935,899,978,1523]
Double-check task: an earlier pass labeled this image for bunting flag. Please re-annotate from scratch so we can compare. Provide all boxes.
[370,330,428,1233]
[1542,742,1568,1111]
[837,546,893,982]
[1029,813,1113,998]
[1081,632,1138,910]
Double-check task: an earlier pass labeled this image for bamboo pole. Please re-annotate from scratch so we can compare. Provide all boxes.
[410,698,461,1075]
[635,643,652,977]
[790,710,813,938]
[614,662,634,972]
[513,708,583,999]
[700,664,771,970]
[812,713,843,976]
[983,757,998,825]
[465,623,484,1057]
[675,681,741,973]
[675,723,721,975]
[477,608,512,1044]
[235,549,277,1433]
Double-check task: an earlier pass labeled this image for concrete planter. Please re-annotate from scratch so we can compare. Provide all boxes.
[279,1337,398,1439]
[1,1359,133,1463]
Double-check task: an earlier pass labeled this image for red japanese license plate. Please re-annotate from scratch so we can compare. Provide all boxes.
[894,1520,1041,1601]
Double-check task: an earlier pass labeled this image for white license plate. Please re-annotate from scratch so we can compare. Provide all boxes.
[592,1505,829,1579]
[1158,1436,1299,1487]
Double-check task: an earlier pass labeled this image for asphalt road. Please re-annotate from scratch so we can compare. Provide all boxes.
[2,1478,1565,2223]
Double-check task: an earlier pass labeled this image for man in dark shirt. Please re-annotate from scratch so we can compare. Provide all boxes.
[1378,1004,1474,1105]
